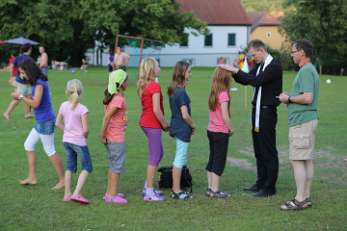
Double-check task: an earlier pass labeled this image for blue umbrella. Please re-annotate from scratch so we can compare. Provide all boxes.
[5,37,39,45]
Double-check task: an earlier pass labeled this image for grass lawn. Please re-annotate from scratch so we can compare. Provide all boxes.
[0,66,346,231]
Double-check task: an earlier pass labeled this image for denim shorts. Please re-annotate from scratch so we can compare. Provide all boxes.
[63,142,93,173]
[34,120,55,135]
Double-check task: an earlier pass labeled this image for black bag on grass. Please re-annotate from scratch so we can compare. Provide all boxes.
[157,166,193,192]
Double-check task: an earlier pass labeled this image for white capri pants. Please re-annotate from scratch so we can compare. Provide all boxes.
[24,128,56,156]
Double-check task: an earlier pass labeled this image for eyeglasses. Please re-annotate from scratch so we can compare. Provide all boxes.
[291,50,300,54]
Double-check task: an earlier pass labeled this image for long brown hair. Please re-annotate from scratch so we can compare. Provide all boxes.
[208,67,232,112]
[167,61,190,97]
[137,57,158,96]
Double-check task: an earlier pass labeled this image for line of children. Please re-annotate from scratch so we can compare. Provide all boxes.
[16,57,234,204]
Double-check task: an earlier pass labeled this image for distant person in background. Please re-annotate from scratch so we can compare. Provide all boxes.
[8,53,17,87]
[108,48,114,73]
[3,44,33,120]
[80,57,88,71]
[113,46,129,71]
[38,46,49,76]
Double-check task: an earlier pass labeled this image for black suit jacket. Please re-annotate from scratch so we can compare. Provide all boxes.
[233,59,283,107]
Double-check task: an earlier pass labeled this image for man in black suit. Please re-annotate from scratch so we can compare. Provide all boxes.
[220,39,283,197]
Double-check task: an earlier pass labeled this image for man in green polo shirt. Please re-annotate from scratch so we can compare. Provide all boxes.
[278,39,319,210]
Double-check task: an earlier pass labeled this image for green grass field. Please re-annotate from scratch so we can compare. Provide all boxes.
[0,67,346,231]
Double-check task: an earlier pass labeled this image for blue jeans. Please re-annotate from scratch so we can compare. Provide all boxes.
[63,142,93,173]
[34,120,55,135]
[173,138,189,168]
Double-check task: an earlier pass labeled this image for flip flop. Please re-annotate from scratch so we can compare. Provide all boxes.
[71,194,89,204]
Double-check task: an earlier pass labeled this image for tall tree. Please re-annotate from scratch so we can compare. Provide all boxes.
[281,0,347,73]
[0,0,206,66]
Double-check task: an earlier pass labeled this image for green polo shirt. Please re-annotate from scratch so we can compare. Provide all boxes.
[288,63,320,127]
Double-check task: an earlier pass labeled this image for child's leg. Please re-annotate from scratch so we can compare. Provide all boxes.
[210,132,229,192]
[73,170,89,195]
[20,151,37,185]
[105,142,125,196]
[107,171,119,196]
[73,146,92,195]
[206,131,215,189]
[65,171,72,196]
[21,128,41,184]
[172,167,182,193]
[210,172,221,192]
[49,154,65,190]
[3,99,19,120]
[146,165,156,189]
[144,128,163,191]
[172,138,189,193]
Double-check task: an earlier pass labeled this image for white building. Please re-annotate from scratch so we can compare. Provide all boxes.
[87,0,251,67]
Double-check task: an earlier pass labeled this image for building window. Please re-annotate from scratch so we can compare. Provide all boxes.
[266,32,272,38]
[228,33,236,46]
[180,33,189,47]
[204,33,213,47]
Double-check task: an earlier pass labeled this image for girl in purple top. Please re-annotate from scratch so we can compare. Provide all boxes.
[13,58,65,190]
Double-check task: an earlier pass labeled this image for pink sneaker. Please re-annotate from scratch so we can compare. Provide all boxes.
[112,195,128,205]
[71,194,89,204]
[144,193,165,202]
[103,193,128,205]
[63,195,71,202]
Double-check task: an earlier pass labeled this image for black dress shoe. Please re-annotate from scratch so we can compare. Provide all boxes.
[243,184,261,192]
[254,189,276,197]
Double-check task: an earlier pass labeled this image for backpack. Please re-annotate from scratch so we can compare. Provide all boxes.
[157,166,193,193]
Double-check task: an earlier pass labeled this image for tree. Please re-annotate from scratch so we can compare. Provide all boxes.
[281,0,347,74]
[0,0,206,66]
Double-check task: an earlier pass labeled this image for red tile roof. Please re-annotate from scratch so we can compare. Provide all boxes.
[176,0,251,25]
[248,11,282,30]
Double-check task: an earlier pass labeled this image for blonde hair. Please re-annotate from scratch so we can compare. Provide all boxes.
[137,57,158,96]
[66,79,84,110]
[208,67,232,112]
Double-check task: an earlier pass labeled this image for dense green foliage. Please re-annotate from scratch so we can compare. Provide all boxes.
[281,0,347,74]
[0,0,206,66]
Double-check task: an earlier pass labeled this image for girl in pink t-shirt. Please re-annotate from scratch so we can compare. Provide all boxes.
[56,79,92,204]
[206,67,233,198]
[100,69,129,205]
[137,57,169,202]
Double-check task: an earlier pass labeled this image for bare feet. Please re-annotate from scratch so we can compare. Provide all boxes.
[19,178,37,185]
[24,113,33,119]
[51,181,65,191]
[3,113,9,120]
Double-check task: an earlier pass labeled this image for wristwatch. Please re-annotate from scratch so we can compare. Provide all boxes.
[288,96,292,104]
[18,94,24,100]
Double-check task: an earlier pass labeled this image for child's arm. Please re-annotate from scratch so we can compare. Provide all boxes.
[221,102,233,135]
[12,85,43,108]
[100,108,118,143]
[152,93,169,131]
[81,113,89,138]
[55,111,64,131]
[180,105,196,134]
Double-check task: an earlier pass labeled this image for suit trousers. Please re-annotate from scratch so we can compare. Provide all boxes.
[251,106,279,191]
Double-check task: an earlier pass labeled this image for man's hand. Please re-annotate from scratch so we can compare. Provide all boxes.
[218,64,239,74]
[278,92,290,104]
